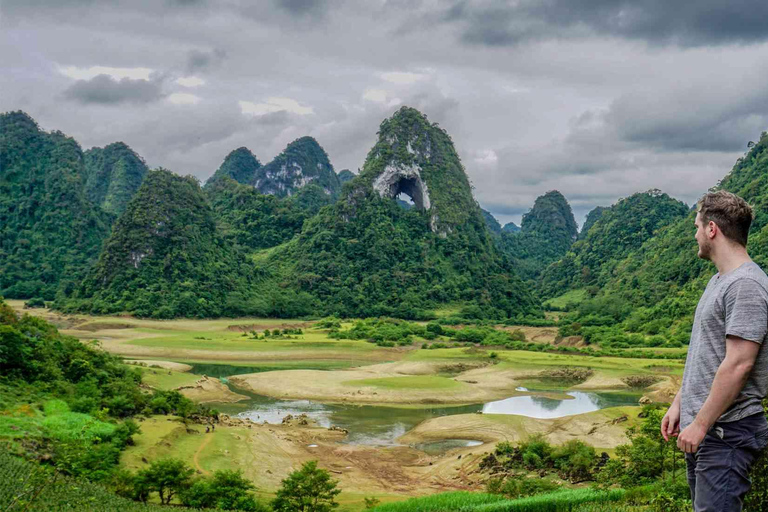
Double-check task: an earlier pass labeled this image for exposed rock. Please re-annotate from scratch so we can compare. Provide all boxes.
[177,376,248,404]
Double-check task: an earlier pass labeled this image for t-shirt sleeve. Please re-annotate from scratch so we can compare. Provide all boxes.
[724,278,768,344]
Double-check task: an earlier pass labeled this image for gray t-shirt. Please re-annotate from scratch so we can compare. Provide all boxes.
[680,261,768,429]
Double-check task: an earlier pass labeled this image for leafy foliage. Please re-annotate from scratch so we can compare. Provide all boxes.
[0,111,111,300]
[206,177,309,251]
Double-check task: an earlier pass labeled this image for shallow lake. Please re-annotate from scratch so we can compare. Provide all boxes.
[201,360,641,452]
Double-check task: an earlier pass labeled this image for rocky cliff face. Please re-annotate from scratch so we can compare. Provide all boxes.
[253,136,340,197]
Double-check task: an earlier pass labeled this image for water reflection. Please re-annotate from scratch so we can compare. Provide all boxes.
[482,391,627,418]
[215,386,638,448]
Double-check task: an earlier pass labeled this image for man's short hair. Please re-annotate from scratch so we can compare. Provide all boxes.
[697,190,754,247]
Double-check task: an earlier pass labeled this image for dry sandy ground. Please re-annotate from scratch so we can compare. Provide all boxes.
[228,361,543,405]
[177,376,249,404]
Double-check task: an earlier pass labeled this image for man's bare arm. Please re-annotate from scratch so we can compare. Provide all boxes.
[693,335,760,431]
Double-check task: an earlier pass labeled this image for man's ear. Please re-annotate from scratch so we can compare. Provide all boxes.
[708,221,718,239]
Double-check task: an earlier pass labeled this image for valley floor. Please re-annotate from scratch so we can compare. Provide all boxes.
[9,301,683,510]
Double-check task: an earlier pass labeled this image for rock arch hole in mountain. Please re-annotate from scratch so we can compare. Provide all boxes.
[372,164,431,210]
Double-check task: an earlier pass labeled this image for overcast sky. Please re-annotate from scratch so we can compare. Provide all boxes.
[3,0,768,226]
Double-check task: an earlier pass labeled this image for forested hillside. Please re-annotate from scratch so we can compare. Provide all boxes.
[558,134,768,337]
[59,169,260,318]
[206,177,310,251]
[260,107,540,320]
[539,190,689,300]
[83,142,148,216]
[497,191,578,282]
[0,111,111,300]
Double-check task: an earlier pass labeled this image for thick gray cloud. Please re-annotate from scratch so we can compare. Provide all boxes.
[442,0,768,47]
[2,0,767,228]
[186,49,227,73]
[63,75,164,105]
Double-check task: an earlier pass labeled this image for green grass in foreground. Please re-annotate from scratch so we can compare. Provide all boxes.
[0,451,206,511]
[342,376,466,390]
[371,488,627,512]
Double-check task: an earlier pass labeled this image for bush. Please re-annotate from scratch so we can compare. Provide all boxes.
[182,469,264,510]
[24,297,46,308]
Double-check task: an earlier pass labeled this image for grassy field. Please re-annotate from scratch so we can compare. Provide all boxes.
[542,289,588,310]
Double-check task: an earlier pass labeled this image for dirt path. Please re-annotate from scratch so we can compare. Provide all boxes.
[193,433,213,476]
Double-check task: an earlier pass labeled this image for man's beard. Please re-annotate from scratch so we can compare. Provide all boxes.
[698,239,712,260]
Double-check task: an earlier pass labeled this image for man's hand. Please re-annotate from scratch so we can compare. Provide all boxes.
[677,420,708,453]
[661,403,681,442]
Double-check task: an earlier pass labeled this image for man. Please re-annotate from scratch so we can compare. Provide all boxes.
[662,190,768,512]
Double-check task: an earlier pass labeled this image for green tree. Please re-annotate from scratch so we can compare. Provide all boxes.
[182,469,262,510]
[135,458,194,505]
[272,461,341,512]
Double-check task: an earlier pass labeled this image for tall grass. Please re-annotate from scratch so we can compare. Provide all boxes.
[371,492,507,511]
[371,489,627,512]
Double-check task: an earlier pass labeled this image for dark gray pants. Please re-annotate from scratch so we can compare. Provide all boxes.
[686,413,768,512]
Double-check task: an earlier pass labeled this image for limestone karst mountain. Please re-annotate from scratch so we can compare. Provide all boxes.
[559,133,768,334]
[253,136,340,197]
[502,222,521,234]
[83,142,148,216]
[355,107,480,235]
[62,169,258,318]
[0,111,111,299]
[337,169,356,183]
[205,147,262,188]
[259,106,540,319]
[481,208,503,235]
[580,206,607,239]
[497,190,578,283]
